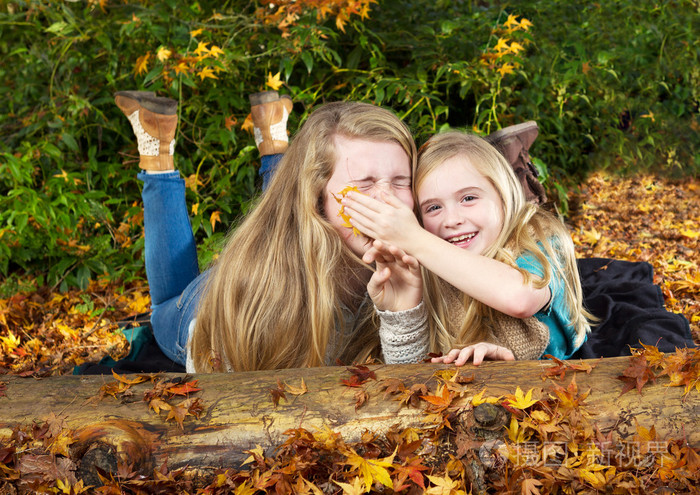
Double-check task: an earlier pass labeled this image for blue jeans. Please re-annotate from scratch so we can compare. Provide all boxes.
[140,154,282,365]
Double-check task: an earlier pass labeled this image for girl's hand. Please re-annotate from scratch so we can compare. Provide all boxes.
[342,191,422,250]
[431,343,515,366]
[364,240,422,312]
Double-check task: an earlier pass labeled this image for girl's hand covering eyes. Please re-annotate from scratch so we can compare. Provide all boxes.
[431,342,515,366]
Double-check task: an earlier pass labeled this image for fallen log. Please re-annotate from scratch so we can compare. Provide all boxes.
[1,356,698,485]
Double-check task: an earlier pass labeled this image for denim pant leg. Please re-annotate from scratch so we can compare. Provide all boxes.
[139,171,201,365]
[260,154,283,191]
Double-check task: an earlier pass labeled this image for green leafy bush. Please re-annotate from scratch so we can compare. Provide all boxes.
[1,0,697,287]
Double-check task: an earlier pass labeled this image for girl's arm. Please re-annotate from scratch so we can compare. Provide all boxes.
[343,192,550,318]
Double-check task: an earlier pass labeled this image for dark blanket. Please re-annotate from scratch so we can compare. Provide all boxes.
[572,257,694,358]
[75,257,695,375]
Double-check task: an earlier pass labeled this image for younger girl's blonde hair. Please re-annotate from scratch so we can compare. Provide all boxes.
[191,101,417,372]
[415,131,591,353]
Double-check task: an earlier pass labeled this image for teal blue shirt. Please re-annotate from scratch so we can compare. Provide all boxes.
[516,251,585,359]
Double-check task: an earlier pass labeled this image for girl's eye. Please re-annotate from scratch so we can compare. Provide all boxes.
[393,179,411,189]
[461,195,476,203]
[424,204,440,214]
[355,182,373,191]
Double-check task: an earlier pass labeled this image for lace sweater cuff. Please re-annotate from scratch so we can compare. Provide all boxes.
[377,301,429,364]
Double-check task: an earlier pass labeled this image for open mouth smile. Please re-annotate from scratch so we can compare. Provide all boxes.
[447,232,476,246]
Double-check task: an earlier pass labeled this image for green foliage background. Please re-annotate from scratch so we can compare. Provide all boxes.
[0,0,698,289]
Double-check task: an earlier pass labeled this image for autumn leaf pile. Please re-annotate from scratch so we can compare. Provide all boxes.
[0,278,149,376]
[1,352,699,494]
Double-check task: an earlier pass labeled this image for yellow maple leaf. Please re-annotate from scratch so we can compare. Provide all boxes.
[134,53,150,76]
[156,46,171,62]
[174,61,189,75]
[505,386,538,410]
[332,186,362,236]
[194,40,210,57]
[509,41,525,54]
[505,416,528,443]
[493,37,509,53]
[190,28,203,37]
[128,292,151,314]
[241,445,266,466]
[425,473,467,495]
[191,202,199,216]
[497,63,515,76]
[579,227,602,245]
[334,478,365,495]
[208,45,225,58]
[210,211,221,231]
[504,14,519,28]
[266,71,283,91]
[197,66,218,80]
[519,18,533,30]
[680,228,699,239]
[0,330,20,352]
[471,388,502,406]
[345,448,396,490]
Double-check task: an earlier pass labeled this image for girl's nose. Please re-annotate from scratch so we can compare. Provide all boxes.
[369,181,392,199]
[443,206,464,228]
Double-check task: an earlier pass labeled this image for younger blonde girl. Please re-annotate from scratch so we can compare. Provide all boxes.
[343,131,592,364]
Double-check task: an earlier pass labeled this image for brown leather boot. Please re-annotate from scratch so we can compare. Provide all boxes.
[249,90,293,156]
[487,121,547,205]
[114,91,178,171]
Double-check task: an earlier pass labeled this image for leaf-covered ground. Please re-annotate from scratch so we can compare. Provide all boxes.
[0,172,698,375]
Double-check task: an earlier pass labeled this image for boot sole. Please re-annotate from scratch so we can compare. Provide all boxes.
[486,121,538,143]
[114,91,178,115]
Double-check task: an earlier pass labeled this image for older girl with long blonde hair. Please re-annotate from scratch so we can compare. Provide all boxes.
[115,91,430,372]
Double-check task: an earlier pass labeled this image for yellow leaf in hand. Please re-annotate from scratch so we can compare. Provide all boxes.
[332,186,361,236]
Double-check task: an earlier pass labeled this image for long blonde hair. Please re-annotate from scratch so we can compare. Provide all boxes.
[192,102,417,372]
[415,132,591,352]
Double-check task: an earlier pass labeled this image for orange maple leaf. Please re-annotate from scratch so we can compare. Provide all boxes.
[134,53,151,76]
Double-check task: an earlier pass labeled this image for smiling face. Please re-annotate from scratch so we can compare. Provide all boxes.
[417,154,504,255]
[324,135,414,256]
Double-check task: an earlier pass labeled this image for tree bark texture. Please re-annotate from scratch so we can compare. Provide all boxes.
[1,357,697,478]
